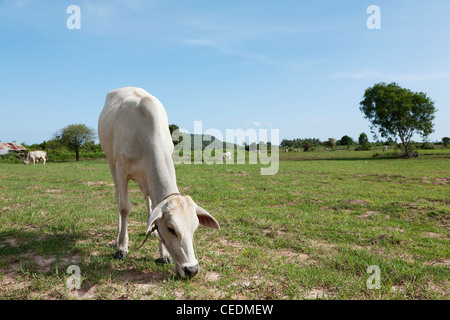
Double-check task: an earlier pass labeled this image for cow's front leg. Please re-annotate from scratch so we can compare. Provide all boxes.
[158,241,173,264]
[143,193,172,264]
[114,166,130,259]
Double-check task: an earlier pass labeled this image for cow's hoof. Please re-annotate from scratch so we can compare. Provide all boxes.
[114,250,128,259]
[156,257,173,264]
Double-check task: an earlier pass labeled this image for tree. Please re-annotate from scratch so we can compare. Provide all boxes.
[55,124,96,161]
[169,124,179,136]
[169,124,182,145]
[301,140,313,152]
[443,137,450,148]
[340,135,354,146]
[360,82,436,156]
[280,139,293,148]
[324,138,336,149]
[358,132,369,145]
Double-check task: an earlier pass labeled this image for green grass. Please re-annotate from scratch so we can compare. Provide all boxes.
[0,149,449,299]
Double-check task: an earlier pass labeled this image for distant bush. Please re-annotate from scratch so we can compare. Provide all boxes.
[355,144,371,151]
[0,153,22,164]
[420,142,435,150]
[443,137,450,148]
[47,151,106,162]
[302,141,314,152]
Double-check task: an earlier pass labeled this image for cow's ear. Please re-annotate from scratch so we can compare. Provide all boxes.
[196,207,220,229]
[146,204,164,234]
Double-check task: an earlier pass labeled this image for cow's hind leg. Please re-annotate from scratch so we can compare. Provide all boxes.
[114,164,131,259]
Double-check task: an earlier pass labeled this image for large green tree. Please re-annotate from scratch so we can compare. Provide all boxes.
[340,135,354,146]
[55,124,96,161]
[359,82,436,155]
[358,132,369,145]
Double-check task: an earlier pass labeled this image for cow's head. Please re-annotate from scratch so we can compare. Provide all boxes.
[146,195,219,278]
[23,160,30,165]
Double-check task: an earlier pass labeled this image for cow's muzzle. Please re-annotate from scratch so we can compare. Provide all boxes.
[183,264,199,278]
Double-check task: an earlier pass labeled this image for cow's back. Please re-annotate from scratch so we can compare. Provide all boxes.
[29,150,46,158]
[98,87,173,167]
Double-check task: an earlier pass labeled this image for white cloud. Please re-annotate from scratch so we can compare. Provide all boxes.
[182,38,217,47]
[252,121,261,127]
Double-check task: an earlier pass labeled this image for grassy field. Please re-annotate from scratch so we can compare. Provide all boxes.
[0,149,449,300]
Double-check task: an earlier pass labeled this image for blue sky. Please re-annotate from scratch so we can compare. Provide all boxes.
[0,0,449,145]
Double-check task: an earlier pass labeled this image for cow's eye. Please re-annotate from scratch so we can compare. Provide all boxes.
[168,227,177,237]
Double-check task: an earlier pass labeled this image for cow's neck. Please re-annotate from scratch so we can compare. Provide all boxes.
[151,179,179,206]
[146,161,180,207]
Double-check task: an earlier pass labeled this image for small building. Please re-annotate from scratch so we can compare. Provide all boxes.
[0,142,27,158]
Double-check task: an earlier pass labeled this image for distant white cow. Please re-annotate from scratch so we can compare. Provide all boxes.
[23,151,47,165]
[221,151,232,160]
[383,145,388,152]
[98,87,219,279]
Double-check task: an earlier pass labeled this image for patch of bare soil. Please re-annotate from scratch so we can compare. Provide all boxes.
[5,252,83,273]
[205,272,221,282]
[349,199,369,205]
[303,287,334,300]
[309,240,337,252]
[45,189,63,193]
[425,259,450,268]
[2,203,21,211]
[422,177,448,185]
[421,232,446,239]
[85,181,115,187]
[359,210,381,218]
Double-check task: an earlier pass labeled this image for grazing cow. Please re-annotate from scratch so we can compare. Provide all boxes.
[221,151,232,160]
[23,151,47,165]
[98,87,220,278]
[383,145,388,152]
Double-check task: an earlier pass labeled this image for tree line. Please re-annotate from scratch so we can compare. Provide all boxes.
[3,82,448,161]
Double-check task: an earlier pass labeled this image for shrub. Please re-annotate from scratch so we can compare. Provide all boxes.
[302,141,314,152]
[420,142,435,150]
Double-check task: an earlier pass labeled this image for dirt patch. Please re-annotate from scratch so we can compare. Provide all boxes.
[425,259,450,268]
[6,252,83,273]
[422,177,448,185]
[274,249,310,262]
[205,272,221,282]
[434,178,448,185]
[359,210,380,218]
[45,189,63,193]
[86,181,115,187]
[349,200,369,205]
[421,232,446,239]
[303,287,333,299]
[2,203,21,211]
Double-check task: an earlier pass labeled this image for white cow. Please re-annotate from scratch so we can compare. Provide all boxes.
[23,151,47,165]
[98,87,219,278]
[221,151,232,160]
